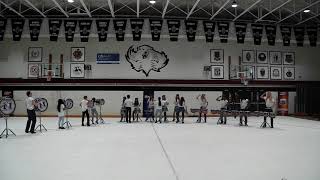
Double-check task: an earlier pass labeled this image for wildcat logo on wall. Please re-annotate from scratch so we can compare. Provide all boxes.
[125,45,169,77]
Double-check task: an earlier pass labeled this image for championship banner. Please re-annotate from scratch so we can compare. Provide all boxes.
[251,24,263,45]
[149,19,162,41]
[97,53,120,64]
[167,20,180,41]
[265,25,276,46]
[294,26,305,47]
[79,20,92,42]
[306,26,317,47]
[29,19,42,41]
[203,21,215,42]
[96,20,109,42]
[113,19,127,41]
[185,20,197,41]
[217,22,229,43]
[235,22,247,43]
[280,25,291,46]
[130,19,144,41]
[11,19,25,41]
[64,20,77,42]
[0,19,7,41]
[49,19,62,41]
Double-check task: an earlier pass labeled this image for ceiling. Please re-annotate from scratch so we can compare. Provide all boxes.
[0,0,319,25]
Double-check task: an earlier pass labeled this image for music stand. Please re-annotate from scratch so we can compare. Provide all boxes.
[35,98,48,132]
[96,99,105,124]
[63,98,73,128]
[0,97,16,138]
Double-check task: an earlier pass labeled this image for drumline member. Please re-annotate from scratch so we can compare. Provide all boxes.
[196,94,208,123]
[25,91,37,134]
[57,99,66,129]
[260,91,276,128]
[124,95,133,123]
[161,95,169,122]
[154,97,163,123]
[132,98,141,122]
[172,94,180,122]
[176,97,186,124]
[120,96,127,122]
[145,96,155,122]
[216,95,228,124]
[80,96,90,126]
[239,98,249,126]
[91,98,99,124]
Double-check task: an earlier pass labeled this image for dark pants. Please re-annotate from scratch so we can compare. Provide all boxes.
[126,107,132,123]
[239,110,248,125]
[82,110,90,126]
[26,109,36,132]
[145,109,154,122]
[176,108,185,123]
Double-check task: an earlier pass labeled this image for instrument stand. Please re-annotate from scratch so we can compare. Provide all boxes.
[260,112,272,128]
[35,112,47,132]
[63,110,72,129]
[0,115,16,138]
[98,105,105,124]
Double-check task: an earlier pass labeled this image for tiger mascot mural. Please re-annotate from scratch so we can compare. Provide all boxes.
[125,45,169,77]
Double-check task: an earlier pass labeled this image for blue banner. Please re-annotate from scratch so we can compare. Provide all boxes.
[97,53,120,64]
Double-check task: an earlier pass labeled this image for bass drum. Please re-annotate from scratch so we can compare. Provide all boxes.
[64,98,74,109]
[0,97,16,115]
[35,98,48,112]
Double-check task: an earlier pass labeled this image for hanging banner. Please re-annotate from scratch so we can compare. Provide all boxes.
[280,25,291,46]
[29,19,42,41]
[113,19,127,41]
[252,24,263,45]
[96,20,109,42]
[217,22,229,43]
[185,20,197,41]
[294,26,304,47]
[130,19,144,41]
[79,20,92,42]
[306,26,317,47]
[64,20,77,42]
[167,20,180,41]
[97,53,120,64]
[11,19,25,41]
[235,22,247,44]
[149,19,162,41]
[203,21,215,42]
[265,25,276,46]
[49,19,62,41]
[0,19,7,41]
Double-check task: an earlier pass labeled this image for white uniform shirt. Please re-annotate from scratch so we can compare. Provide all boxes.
[155,100,162,110]
[220,100,228,109]
[124,98,133,108]
[25,97,35,110]
[81,99,88,112]
[240,99,249,109]
[199,99,207,107]
[264,97,275,108]
[161,100,168,107]
[58,104,65,117]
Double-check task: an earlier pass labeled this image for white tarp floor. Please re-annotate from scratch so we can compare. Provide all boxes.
[0,116,319,180]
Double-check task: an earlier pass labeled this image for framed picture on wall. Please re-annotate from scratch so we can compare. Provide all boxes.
[269,51,282,65]
[256,51,268,64]
[210,49,224,63]
[211,65,224,79]
[28,63,41,78]
[242,50,255,63]
[270,66,282,80]
[241,65,255,79]
[70,63,85,78]
[256,66,269,79]
[28,47,42,62]
[282,52,295,65]
[71,47,85,62]
[283,67,295,80]
[229,64,240,79]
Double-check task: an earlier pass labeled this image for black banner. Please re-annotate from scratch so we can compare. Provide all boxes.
[96,20,109,42]
[49,19,62,41]
[294,26,305,47]
[235,22,247,44]
[185,20,197,41]
[0,19,7,41]
[11,19,24,41]
[29,19,42,41]
[130,19,144,41]
[64,20,77,42]
[252,24,263,45]
[167,20,180,41]
[217,22,229,43]
[280,25,291,46]
[149,19,162,41]
[306,26,318,47]
[203,21,215,42]
[79,20,92,42]
[113,19,127,41]
[265,25,276,46]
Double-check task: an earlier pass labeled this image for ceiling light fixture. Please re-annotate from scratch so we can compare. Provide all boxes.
[231,0,238,8]
[303,8,310,13]
[149,0,156,4]
[68,0,74,3]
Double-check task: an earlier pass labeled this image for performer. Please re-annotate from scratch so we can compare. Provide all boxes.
[145,96,155,122]
[216,94,228,124]
[196,94,208,123]
[120,96,126,122]
[91,98,99,124]
[172,94,180,122]
[25,91,37,133]
[124,95,133,123]
[80,96,90,126]
[154,97,163,123]
[260,91,276,128]
[239,98,249,126]
[176,97,186,124]
[161,95,169,122]
[132,98,141,122]
[57,99,65,129]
